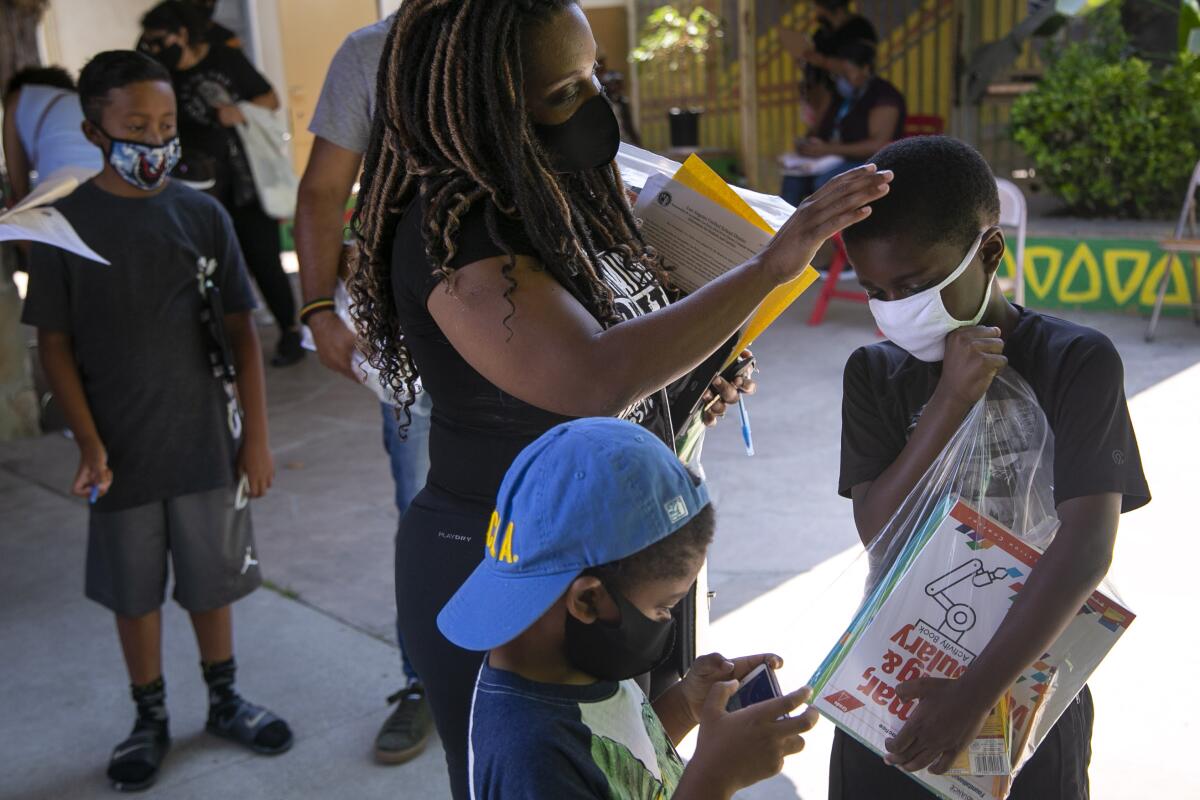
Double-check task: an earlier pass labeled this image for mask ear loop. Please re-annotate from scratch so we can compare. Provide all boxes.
[932,229,989,294]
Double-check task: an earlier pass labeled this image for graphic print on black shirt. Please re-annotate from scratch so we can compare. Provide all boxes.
[20,181,257,511]
[595,250,674,444]
[172,45,271,206]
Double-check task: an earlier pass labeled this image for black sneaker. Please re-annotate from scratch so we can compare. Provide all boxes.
[271,329,305,367]
[107,719,170,792]
[374,684,432,765]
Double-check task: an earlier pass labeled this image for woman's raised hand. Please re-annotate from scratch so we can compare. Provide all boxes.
[757,164,893,285]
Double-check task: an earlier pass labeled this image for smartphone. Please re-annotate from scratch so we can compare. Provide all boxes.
[726,663,783,713]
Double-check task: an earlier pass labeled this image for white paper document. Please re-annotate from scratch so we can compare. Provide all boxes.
[633,173,772,294]
[778,153,845,177]
[299,281,418,405]
[0,207,109,264]
[0,166,108,264]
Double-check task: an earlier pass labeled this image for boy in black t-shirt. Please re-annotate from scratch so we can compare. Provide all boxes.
[833,136,1150,799]
[21,51,291,792]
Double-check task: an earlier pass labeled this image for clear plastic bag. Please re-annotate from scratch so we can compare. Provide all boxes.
[809,368,1134,799]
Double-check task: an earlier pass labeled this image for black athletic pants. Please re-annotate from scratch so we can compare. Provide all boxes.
[227,199,296,335]
[830,685,1094,799]
[394,486,490,800]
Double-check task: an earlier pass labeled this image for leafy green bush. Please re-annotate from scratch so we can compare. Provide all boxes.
[1011,9,1200,218]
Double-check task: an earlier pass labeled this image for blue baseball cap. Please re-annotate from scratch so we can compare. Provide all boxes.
[437,418,711,652]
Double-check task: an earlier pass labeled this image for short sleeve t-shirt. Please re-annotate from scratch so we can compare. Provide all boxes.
[172,45,273,204]
[818,76,907,144]
[21,180,256,512]
[838,307,1151,514]
[468,662,685,800]
[390,195,675,506]
[308,15,391,153]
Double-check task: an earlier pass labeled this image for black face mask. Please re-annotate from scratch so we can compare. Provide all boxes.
[565,581,676,682]
[138,36,183,70]
[534,93,621,173]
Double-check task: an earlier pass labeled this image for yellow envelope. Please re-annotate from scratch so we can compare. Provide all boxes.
[674,155,819,368]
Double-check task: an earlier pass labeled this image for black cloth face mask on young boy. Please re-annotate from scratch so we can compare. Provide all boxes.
[564,581,677,681]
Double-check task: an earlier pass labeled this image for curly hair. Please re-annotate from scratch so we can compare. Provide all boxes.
[349,0,666,427]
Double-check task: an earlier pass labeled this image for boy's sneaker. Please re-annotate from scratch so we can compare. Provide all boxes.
[107,719,170,793]
[271,329,306,367]
[374,684,432,764]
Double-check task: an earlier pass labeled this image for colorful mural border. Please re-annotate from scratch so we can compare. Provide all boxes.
[1002,238,1198,314]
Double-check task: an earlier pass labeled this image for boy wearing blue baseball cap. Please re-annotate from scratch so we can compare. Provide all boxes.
[438,418,818,799]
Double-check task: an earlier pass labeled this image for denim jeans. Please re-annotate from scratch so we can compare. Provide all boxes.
[380,392,432,683]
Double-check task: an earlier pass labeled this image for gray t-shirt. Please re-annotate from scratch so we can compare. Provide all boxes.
[308,15,392,153]
[22,181,257,512]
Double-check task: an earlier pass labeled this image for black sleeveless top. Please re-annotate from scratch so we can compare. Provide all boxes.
[390,195,674,506]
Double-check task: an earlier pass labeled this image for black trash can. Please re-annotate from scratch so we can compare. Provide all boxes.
[668,107,702,148]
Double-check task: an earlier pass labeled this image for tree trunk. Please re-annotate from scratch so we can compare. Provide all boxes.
[0,0,49,441]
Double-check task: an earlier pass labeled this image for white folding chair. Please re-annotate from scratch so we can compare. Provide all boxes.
[995,178,1027,307]
[1147,158,1200,342]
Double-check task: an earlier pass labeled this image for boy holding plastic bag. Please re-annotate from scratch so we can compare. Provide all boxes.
[832,136,1149,798]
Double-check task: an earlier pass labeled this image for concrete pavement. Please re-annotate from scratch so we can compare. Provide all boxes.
[2,285,1197,800]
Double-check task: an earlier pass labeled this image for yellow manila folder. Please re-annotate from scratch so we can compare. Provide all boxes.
[673,155,818,368]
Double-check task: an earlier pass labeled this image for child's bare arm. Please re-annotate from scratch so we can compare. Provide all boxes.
[225,311,274,497]
[850,326,1006,545]
[38,329,112,497]
[884,493,1120,774]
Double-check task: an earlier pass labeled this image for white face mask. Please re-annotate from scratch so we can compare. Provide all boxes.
[867,230,992,362]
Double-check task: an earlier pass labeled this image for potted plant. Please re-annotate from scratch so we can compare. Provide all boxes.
[630,4,724,148]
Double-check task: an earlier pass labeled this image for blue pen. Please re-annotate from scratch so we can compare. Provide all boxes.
[88,484,100,504]
[737,392,754,456]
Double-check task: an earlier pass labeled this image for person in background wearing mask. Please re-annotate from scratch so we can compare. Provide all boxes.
[294,11,435,765]
[835,136,1149,799]
[21,50,291,793]
[784,40,905,205]
[2,66,102,203]
[139,0,304,367]
[350,3,890,797]
[781,0,877,162]
[439,418,821,800]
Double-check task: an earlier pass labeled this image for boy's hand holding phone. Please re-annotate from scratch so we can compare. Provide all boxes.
[72,440,113,500]
[676,652,781,725]
[884,676,994,775]
[680,683,819,800]
[237,437,275,498]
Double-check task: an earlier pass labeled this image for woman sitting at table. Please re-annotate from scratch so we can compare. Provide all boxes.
[783,41,905,206]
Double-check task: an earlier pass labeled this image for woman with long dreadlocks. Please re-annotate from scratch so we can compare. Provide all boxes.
[350,2,891,795]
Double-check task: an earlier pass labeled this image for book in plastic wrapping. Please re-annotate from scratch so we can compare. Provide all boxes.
[809,497,1134,800]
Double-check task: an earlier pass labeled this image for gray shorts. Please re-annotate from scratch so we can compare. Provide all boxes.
[86,484,261,617]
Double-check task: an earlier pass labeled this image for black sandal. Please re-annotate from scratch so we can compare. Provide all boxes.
[107,722,170,792]
[206,697,293,755]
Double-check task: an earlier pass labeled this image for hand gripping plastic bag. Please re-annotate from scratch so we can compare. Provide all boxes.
[808,368,1134,799]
